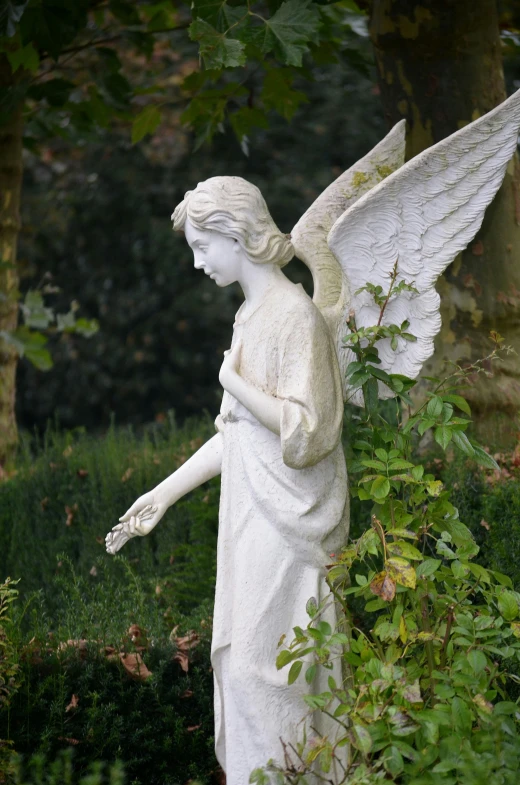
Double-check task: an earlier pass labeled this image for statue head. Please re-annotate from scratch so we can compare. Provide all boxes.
[171,176,294,268]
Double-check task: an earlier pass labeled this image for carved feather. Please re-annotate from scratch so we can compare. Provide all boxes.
[291,121,406,326]
[328,88,520,404]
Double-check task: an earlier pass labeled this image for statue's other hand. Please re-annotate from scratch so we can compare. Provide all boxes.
[105,493,167,555]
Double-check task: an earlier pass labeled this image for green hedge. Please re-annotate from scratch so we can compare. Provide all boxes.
[0,417,219,618]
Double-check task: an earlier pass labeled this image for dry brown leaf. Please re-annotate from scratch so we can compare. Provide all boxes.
[40,497,49,510]
[65,503,78,527]
[77,469,89,479]
[480,519,490,531]
[57,737,80,745]
[180,689,193,699]
[370,571,396,602]
[121,467,134,482]
[118,652,152,681]
[62,445,73,457]
[89,566,97,577]
[471,240,484,256]
[186,724,201,732]
[174,651,190,673]
[65,694,79,712]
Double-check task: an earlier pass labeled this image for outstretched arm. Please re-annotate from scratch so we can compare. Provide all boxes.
[106,433,223,554]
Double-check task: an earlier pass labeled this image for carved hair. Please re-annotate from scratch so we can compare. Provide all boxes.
[172,176,294,267]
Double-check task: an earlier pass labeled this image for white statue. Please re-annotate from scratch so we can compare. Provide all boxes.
[106,89,520,784]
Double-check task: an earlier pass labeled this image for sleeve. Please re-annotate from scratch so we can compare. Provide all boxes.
[277,304,343,470]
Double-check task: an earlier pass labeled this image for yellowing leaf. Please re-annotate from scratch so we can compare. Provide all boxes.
[386,557,417,589]
[511,622,520,639]
[399,615,408,644]
[387,540,423,561]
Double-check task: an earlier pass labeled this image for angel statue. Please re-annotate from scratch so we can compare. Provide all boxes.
[106,89,520,784]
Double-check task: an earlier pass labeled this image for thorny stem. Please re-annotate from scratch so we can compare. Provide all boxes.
[376,258,399,327]
[440,606,454,668]
[420,594,436,698]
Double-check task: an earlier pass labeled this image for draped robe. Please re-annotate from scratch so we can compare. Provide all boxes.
[212,283,349,783]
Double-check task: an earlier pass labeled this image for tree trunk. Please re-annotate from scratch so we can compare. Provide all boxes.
[0,56,22,464]
[369,0,520,448]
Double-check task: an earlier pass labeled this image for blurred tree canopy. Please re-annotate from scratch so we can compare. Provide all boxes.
[1,0,520,448]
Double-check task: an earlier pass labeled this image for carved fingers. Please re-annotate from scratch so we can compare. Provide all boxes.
[105,504,160,554]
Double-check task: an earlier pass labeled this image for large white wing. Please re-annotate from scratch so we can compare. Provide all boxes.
[291,121,406,322]
[328,89,520,404]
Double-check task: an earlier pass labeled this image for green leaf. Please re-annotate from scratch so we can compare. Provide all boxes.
[6,41,39,73]
[427,396,443,418]
[253,0,321,67]
[416,558,441,578]
[361,459,386,471]
[467,649,487,675]
[442,394,471,415]
[388,459,414,471]
[451,430,475,457]
[472,445,499,471]
[371,475,390,500]
[276,649,295,669]
[131,105,162,144]
[498,591,519,621]
[261,68,308,120]
[288,660,303,685]
[434,425,452,450]
[229,107,269,141]
[189,17,246,68]
[21,290,53,329]
[351,724,372,755]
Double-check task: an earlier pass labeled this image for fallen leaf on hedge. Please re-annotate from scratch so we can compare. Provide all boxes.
[480,519,490,531]
[62,445,73,457]
[77,468,89,479]
[40,497,49,510]
[89,566,97,577]
[121,467,134,482]
[65,694,79,712]
[118,652,152,681]
[187,724,201,732]
[181,689,193,699]
[57,737,80,745]
[370,571,396,601]
[174,651,190,673]
[95,536,104,544]
[65,503,78,526]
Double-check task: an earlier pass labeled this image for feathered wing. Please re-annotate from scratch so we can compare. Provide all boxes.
[291,121,406,335]
[327,88,520,405]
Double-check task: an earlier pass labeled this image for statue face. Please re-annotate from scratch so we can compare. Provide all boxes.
[185,218,244,287]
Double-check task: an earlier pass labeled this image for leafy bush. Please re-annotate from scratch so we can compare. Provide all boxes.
[261,280,520,784]
[0,417,219,618]
[10,750,125,785]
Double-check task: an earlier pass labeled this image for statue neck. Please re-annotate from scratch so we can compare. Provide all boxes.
[238,263,287,320]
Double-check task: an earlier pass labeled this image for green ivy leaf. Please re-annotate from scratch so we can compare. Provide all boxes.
[131,105,162,144]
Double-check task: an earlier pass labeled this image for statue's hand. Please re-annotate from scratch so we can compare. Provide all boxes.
[219,340,242,391]
[105,492,167,555]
